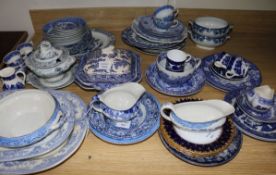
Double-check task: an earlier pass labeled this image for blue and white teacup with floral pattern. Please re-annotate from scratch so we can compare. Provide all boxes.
[152,5,178,29]
[3,50,26,72]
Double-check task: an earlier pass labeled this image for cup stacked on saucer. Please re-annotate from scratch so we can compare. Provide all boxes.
[0,89,88,174]
[159,99,243,166]
[25,40,76,89]
[189,16,232,50]
[87,83,160,144]
[43,17,94,56]
[225,85,276,142]
[146,49,205,96]
[122,5,187,55]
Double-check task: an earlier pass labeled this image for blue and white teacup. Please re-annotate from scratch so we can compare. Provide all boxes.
[152,5,178,29]
[212,52,249,80]
[165,49,191,72]
[3,50,25,72]
[245,85,274,111]
[16,42,33,57]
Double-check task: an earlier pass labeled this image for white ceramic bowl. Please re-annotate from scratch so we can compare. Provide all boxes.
[0,90,64,147]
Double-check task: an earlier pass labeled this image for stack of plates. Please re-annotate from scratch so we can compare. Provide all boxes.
[43,17,115,56]
[225,89,276,142]
[122,15,187,55]
[159,99,242,167]
[0,90,87,174]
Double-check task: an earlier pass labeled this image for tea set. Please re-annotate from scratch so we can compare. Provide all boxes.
[0,4,273,173]
[189,16,232,50]
[122,5,187,54]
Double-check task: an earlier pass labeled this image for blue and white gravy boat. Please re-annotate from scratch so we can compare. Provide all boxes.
[89,82,146,121]
[160,100,235,131]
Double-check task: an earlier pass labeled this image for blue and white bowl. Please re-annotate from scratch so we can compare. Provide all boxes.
[189,30,230,50]
[0,90,65,148]
[189,16,232,37]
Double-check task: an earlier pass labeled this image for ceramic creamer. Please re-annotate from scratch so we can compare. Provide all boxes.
[0,67,25,90]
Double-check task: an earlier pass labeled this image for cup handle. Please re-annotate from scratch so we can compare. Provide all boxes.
[173,9,179,18]
[188,20,193,28]
[160,102,175,121]
[225,70,237,79]
[170,19,179,28]
[16,70,26,84]
[49,111,66,131]
[89,95,104,113]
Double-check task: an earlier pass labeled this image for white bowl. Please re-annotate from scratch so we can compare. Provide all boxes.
[0,90,64,147]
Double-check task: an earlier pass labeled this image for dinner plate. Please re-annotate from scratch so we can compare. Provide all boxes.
[0,90,87,174]
[88,92,160,144]
[202,52,262,92]
[146,63,205,96]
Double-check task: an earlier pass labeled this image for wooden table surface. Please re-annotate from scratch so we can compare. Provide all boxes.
[29,8,276,175]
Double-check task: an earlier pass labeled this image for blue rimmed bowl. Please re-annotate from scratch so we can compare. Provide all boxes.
[0,90,65,148]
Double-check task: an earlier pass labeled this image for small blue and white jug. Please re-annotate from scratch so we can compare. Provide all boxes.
[0,67,26,90]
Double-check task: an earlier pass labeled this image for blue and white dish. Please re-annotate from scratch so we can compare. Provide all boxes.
[189,30,230,50]
[202,52,262,92]
[159,127,242,166]
[225,90,276,142]
[75,47,141,90]
[137,16,185,38]
[189,16,232,37]
[132,18,187,44]
[0,90,87,174]
[0,91,75,162]
[88,92,160,144]
[146,63,205,96]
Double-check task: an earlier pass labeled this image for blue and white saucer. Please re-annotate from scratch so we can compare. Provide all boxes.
[0,91,88,174]
[0,91,75,162]
[202,52,262,92]
[75,48,141,90]
[225,90,276,142]
[146,63,206,96]
[88,92,160,144]
[137,16,185,38]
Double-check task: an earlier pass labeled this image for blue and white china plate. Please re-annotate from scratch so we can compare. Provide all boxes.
[75,48,141,90]
[121,27,181,49]
[159,129,242,167]
[137,16,185,38]
[202,52,262,92]
[88,92,160,144]
[0,91,88,174]
[132,18,187,44]
[26,65,76,90]
[146,63,205,96]
[0,91,75,162]
[225,90,276,142]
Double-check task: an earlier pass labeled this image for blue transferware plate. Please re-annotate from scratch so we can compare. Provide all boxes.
[159,128,242,167]
[146,63,205,96]
[75,48,141,90]
[202,52,262,92]
[132,18,187,44]
[88,92,160,144]
[137,16,185,38]
[0,91,75,162]
[0,91,88,174]
[225,90,276,142]
[121,27,181,49]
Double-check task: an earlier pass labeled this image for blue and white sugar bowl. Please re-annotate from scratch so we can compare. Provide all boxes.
[156,49,201,84]
[0,90,65,148]
[89,82,146,122]
[160,100,235,144]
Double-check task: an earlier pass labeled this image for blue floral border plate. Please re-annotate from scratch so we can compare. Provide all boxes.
[225,90,276,142]
[0,91,88,174]
[146,63,205,96]
[202,52,262,92]
[88,92,160,144]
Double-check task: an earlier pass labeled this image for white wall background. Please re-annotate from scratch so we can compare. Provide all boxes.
[1,0,276,41]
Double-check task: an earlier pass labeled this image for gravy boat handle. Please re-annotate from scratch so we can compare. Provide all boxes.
[160,102,174,121]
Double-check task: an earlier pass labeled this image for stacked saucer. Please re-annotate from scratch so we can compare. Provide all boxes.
[202,52,262,92]
[87,83,160,144]
[225,85,276,142]
[43,17,115,56]
[146,49,205,96]
[0,89,87,174]
[159,98,242,166]
[189,16,232,50]
[122,5,187,55]
[75,45,141,90]
[25,41,76,89]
